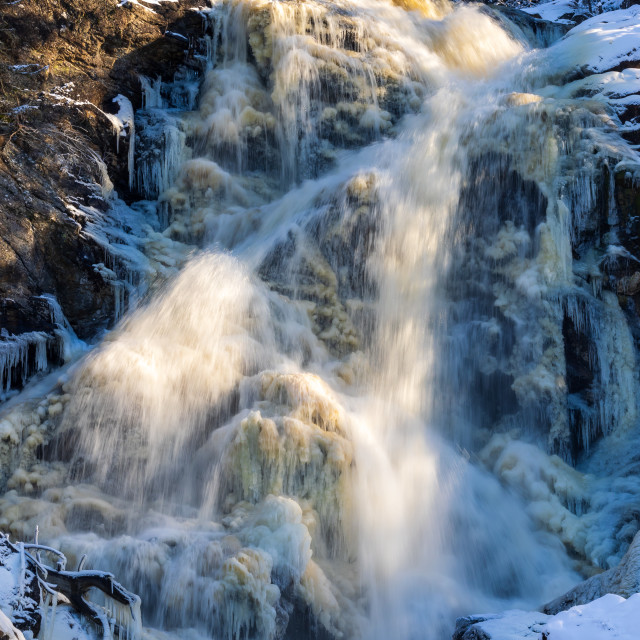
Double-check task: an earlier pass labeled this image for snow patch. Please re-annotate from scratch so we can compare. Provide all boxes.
[117,0,178,13]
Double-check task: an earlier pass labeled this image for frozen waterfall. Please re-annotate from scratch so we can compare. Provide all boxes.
[2,1,640,639]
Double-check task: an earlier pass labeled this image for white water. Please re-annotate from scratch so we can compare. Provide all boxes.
[2,0,640,639]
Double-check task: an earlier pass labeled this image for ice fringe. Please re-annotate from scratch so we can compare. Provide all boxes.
[104,95,135,190]
[0,331,48,398]
[1,535,143,640]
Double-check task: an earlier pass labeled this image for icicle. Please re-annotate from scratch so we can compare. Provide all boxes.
[0,331,50,396]
[105,95,135,190]
[139,75,163,110]
[135,113,185,199]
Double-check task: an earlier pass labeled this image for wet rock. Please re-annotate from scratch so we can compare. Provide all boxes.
[259,173,380,356]
[487,6,571,47]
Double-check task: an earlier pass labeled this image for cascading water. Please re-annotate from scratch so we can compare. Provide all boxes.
[2,0,640,639]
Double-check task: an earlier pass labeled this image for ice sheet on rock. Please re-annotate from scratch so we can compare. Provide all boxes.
[39,496,355,640]
[36,295,87,363]
[481,429,640,570]
[65,197,160,318]
[541,7,640,76]
[542,68,640,120]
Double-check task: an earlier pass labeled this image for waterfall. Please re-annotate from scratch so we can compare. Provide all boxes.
[2,1,640,639]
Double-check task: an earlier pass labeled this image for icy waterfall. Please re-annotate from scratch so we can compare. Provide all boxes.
[1,0,640,639]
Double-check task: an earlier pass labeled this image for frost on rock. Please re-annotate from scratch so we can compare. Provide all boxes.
[0,295,89,399]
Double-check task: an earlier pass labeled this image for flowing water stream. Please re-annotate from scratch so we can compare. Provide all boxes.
[2,0,640,638]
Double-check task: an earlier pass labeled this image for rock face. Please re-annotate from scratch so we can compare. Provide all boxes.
[0,0,203,395]
[543,530,640,615]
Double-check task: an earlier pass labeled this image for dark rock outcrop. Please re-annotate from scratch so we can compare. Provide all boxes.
[0,0,203,394]
[453,616,492,640]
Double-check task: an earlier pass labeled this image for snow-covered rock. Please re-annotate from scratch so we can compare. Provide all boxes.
[522,0,628,24]
[454,594,640,640]
[546,6,640,75]
[0,610,25,640]
[543,531,640,615]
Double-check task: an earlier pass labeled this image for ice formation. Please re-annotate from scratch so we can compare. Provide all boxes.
[455,593,640,640]
[2,0,640,638]
[0,332,48,397]
[105,95,136,190]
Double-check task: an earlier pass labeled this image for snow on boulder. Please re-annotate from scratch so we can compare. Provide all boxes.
[544,6,640,76]
[453,594,640,639]
[455,532,640,639]
[453,610,549,639]
[543,594,640,640]
[522,0,577,25]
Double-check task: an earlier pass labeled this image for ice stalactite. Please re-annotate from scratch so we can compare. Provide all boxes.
[0,332,49,398]
[105,95,136,190]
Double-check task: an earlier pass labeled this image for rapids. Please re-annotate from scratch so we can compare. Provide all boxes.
[1,0,640,639]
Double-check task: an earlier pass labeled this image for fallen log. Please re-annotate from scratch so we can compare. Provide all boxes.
[1,534,141,640]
